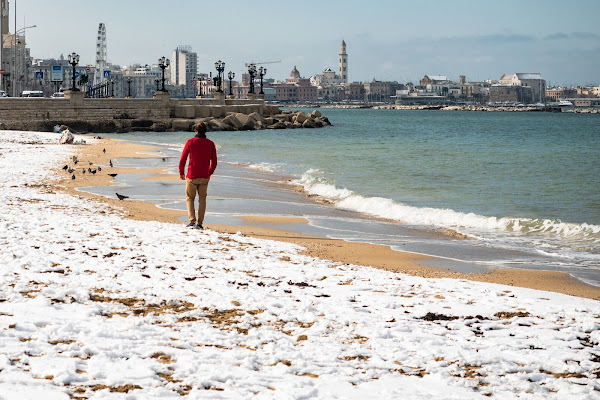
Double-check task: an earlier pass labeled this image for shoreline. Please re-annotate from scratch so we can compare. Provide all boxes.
[53,136,600,300]
[287,103,600,113]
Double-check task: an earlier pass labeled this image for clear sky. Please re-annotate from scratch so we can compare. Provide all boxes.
[13,0,600,86]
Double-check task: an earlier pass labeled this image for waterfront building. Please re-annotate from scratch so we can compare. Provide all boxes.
[310,68,342,87]
[489,84,534,104]
[498,73,546,103]
[344,82,364,102]
[420,75,450,87]
[272,66,317,102]
[363,79,393,103]
[545,87,577,101]
[171,45,198,98]
[123,65,162,98]
[30,56,90,95]
[395,89,446,105]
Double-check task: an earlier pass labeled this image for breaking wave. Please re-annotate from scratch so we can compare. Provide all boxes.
[293,169,600,253]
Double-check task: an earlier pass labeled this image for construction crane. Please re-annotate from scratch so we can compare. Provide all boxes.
[244,60,281,67]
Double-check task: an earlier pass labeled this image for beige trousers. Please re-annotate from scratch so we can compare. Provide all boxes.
[186,178,209,224]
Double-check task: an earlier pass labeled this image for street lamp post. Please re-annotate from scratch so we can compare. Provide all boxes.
[67,52,80,91]
[8,24,36,96]
[214,60,225,92]
[126,77,132,98]
[227,71,235,97]
[247,63,257,95]
[192,74,201,97]
[258,66,267,95]
[158,56,170,92]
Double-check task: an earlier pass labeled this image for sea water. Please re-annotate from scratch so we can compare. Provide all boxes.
[90,109,600,284]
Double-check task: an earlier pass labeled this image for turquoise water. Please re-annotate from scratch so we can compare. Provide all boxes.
[97,109,600,284]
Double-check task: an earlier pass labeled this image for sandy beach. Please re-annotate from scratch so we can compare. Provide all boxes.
[1,130,599,398]
[57,136,600,301]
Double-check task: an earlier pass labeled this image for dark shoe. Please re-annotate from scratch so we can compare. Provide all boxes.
[186,222,196,228]
[196,224,204,230]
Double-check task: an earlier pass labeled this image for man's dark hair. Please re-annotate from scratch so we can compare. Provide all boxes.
[194,122,207,138]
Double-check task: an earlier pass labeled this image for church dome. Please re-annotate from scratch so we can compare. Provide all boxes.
[290,66,301,79]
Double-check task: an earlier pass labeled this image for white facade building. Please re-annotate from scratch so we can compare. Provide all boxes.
[499,73,546,103]
[171,45,198,97]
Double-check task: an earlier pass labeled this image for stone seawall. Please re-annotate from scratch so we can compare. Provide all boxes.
[0,91,281,133]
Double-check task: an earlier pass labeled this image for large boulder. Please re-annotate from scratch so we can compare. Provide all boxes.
[232,113,256,130]
[293,112,308,124]
[273,113,292,122]
[268,121,287,130]
[151,122,168,132]
[223,114,243,130]
[302,118,317,128]
[310,109,322,118]
[172,119,194,131]
[248,112,266,125]
[319,116,332,126]
[207,118,227,131]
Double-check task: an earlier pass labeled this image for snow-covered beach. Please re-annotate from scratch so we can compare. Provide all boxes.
[1,131,599,399]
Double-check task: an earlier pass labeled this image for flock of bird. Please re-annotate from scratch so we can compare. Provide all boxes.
[61,148,128,201]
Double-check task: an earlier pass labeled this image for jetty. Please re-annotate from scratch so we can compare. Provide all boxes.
[0,91,331,133]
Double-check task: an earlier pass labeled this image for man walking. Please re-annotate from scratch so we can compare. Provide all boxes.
[179,122,217,230]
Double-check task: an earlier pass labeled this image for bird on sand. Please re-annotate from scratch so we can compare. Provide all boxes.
[62,165,68,170]
[109,160,113,168]
[98,166,102,172]
[68,167,74,174]
[88,162,93,165]
[108,173,118,178]
[72,155,78,163]
[91,169,97,174]
[71,174,75,180]
[116,193,129,200]
[88,167,92,173]
[82,169,86,174]
[103,148,106,153]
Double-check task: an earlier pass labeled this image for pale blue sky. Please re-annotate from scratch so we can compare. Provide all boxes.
[14,0,600,85]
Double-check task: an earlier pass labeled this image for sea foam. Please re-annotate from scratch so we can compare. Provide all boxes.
[294,169,600,252]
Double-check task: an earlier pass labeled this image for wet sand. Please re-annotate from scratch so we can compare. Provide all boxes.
[51,136,600,301]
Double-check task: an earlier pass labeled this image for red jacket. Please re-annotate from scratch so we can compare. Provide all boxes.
[179,137,217,179]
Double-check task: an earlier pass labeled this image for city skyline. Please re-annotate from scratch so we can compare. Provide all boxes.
[13,0,600,86]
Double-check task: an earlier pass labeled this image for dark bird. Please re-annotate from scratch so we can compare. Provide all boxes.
[74,159,78,165]
[62,164,68,170]
[162,158,166,162]
[88,162,93,165]
[91,169,97,174]
[82,169,86,174]
[71,174,75,180]
[108,173,118,178]
[68,167,74,174]
[88,167,92,173]
[72,155,78,163]
[103,148,106,153]
[116,193,129,201]
[98,166,102,172]
[109,160,113,168]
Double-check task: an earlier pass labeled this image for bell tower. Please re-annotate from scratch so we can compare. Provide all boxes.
[338,40,348,84]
